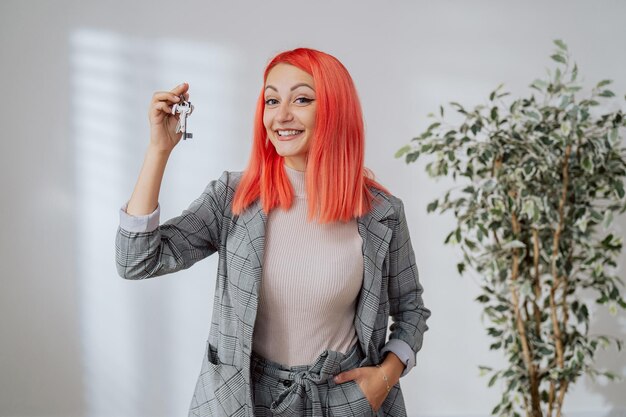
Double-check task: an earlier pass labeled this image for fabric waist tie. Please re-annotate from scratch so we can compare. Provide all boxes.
[251,342,365,416]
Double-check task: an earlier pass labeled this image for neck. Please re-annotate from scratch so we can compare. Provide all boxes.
[284,163,306,198]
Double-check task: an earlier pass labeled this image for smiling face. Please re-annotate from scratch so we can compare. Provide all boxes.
[263,63,317,172]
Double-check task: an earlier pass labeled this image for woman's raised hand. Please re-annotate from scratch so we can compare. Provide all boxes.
[148,82,190,153]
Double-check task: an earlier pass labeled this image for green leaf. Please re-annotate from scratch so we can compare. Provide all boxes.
[615,181,625,199]
[609,127,619,145]
[553,39,567,51]
[406,152,419,163]
[502,240,526,250]
[476,294,490,303]
[427,200,439,213]
[599,90,615,97]
[483,178,497,193]
[449,101,468,115]
[527,110,541,121]
[582,155,594,173]
[565,86,582,93]
[597,79,613,88]
[590,209,604,221]
[464,238,477,250]
[551,54,566,64]
[490,107,498,120]
[489,341,502,350]
[487,327,503,337]
[427,122,441,131]
[395,144,411,158]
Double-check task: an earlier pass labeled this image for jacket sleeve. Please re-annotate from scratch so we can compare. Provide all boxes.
[380,197,431,378]
[115,170,230,280]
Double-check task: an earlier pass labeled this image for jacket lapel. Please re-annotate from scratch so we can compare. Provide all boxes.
[239,193,393,355]
[354,196,393,354]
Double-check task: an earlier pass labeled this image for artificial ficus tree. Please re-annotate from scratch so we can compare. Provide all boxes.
[396,39,626,417]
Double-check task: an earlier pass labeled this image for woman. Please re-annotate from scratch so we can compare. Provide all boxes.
[116,47,431,417]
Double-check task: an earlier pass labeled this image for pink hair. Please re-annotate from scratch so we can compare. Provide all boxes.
[232,47,391,223]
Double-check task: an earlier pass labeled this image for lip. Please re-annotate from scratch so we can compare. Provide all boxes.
[276,130,304,141]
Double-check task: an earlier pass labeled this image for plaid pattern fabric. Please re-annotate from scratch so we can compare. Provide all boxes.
[115,170,431,417]
[250,341,383,416]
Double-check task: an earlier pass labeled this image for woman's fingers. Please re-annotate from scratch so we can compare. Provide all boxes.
[170,82,188,94]
[152,91,181,103]
[155,101,172,114]
[151,83,189,104]
[149,101,173,120]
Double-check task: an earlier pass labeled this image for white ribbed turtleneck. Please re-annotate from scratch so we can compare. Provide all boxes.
[251,163,363,366]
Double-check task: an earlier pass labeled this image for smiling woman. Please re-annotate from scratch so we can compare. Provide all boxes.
[232,48,392,224]
[115,47,430,417]
[263,64,317,171]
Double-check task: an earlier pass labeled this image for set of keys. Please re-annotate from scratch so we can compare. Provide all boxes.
[171,94,194,140]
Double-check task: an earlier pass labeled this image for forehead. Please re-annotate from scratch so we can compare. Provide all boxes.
[265,63,314,88]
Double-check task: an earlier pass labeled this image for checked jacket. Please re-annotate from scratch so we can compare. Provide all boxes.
[115,170,431,416]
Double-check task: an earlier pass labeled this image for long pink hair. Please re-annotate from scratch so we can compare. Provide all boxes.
[232,47,391,223]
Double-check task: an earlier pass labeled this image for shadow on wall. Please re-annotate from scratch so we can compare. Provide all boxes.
[70,27,243,416]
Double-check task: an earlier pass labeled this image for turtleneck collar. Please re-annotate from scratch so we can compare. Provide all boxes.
[284,163,306,198]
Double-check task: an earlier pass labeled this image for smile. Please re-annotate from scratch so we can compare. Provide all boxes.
[276,130,304,141]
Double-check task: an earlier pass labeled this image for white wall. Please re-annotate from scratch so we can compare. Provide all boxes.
[1,1,625,416]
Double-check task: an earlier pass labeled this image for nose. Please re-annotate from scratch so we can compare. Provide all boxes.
[276,101,294,122]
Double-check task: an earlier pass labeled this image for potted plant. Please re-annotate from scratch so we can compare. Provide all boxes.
[396,39,626,417]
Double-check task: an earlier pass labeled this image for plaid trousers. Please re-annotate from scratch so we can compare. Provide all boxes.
[251,341,403,417]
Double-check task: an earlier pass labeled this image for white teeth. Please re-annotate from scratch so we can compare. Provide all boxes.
[277,130,303,136]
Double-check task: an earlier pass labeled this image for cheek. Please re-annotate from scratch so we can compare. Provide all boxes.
[262,111,272,130]
[306,109,317,131]
[295,110,316,131]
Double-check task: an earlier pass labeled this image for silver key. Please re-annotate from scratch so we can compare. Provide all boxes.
[171,95,194,140]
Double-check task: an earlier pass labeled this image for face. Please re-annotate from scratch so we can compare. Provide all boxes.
[263,63,317,171]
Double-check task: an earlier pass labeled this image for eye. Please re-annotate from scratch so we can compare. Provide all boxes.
[295,97,314,104]
[265,98,278,106]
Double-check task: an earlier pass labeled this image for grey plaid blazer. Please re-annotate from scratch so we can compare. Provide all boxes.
[115,170,431,417]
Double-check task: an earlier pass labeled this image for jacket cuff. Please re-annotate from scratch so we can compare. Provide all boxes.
[119,201,160,233]
[380,338,415,378]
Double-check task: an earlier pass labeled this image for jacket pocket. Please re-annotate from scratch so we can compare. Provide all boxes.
[327,380,378,417]
[350,379,378,416]
[189,341,247,417]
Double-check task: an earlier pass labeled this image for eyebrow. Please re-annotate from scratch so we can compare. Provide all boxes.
[264,83,315,93]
